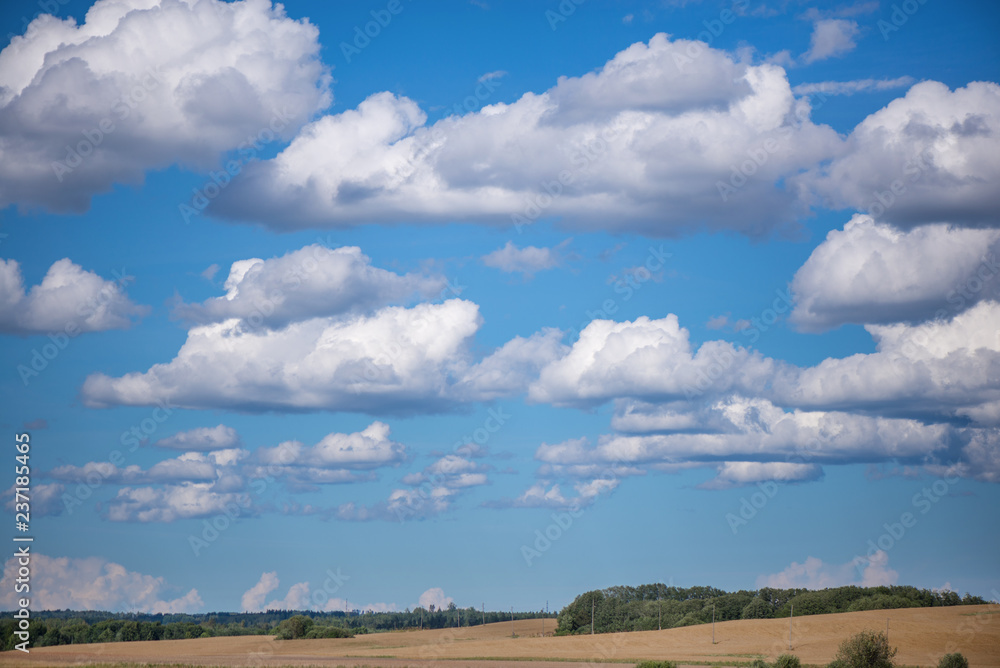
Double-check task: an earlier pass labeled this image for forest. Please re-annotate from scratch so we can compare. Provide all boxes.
[554,584,987,635]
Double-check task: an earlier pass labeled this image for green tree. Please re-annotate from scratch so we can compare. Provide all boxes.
[834,630,897,668]
[741,597,773,619]
[774,655,802,668]
[937,653,969,668]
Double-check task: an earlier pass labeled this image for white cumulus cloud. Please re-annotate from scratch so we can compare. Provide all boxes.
[0,258,146,334]
[210,33,840,236]
[0,553,201,612]
[790,215,1000,331]
[0,0,330,213]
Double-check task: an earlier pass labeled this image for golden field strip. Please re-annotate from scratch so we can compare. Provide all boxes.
[1,605,997,668]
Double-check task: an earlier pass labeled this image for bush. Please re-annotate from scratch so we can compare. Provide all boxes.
[834,630,897,668]
[937,653,969,668]
[304,626,354,639]
[827,661,849,668]
[748,660,770,668]
[274,615,314,640]
[635,661,677,668]
[774,655,802,668]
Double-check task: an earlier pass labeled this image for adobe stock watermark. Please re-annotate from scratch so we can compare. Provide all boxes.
[877,0,931,41]
[393,74,503,184]
[187,445,297,556]
[511,122,623,233]
[937,252,1000,319]
[725,437,826,535]
[179,108,293,224]
[392,407,511,523]
[520,506,583,566]
[716,92,828,203]
[16,267,136,386]
[863,147,936,219]
[520,458,627,567]
[51,69,161,183]
[852,473,960,576]
[562,245,673,341]
[545,0,586,31]
[6,0,74,45]
[940,589,1000,658]
[60,400,177,515]
[738,288,794,344]
[340,0,411,63]
[672,0,750,72]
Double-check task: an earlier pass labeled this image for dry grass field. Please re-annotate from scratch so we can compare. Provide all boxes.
[1,604,997,668]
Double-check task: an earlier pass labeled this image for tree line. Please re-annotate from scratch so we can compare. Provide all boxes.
[555,583,986,635]
[0,604,555,650]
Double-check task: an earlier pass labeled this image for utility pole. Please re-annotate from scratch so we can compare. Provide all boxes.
[511,607,515,638]
[591,599,595,635]
[658,597,661,631]
[711,603,715,644]
[789,604,793,650]
[482,602,485,627]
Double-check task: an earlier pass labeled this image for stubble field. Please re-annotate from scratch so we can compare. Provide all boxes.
[1,604,997,668]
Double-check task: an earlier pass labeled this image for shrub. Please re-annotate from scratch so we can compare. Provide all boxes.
[834,630,897,668]
[748,660,770,668]
[827,661,849,668]
[274,615,314,640]
[304,626,354,639]
[774,655,802,668]
[937,653,969,668]
[635,661,677,668]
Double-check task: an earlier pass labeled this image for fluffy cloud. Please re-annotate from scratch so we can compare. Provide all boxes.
[776,300,1000,423]
[488,477,619,510]
[541,397,951,470]
[173,245,445,327]
[531,300,1000,429]
[803,81,1000,227]
[803,19,860,63]
[0,553,201,612]
[49,449,244,486]
[210,33,839,236]
[457,328,567,400]
[153,424,242,451]
[417,587,453,611]
[254,422,405,488]
[0,258,146,334]
[241,571,280,612]
[45,425,417,522]
[4,482,64,516]
[791,215,1000,330]
[702,461,823,489]
[106,481,252,522]
[82,300,483,414]
[756,550,898,589]
[528,314,775,407]
[339,451,489,521]
[84,296,559,414]
[481,242,563,277]
[0,0,330,212]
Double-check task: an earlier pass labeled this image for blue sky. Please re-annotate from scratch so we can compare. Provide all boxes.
[1,0,999,614]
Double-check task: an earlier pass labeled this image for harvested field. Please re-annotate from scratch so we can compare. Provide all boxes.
[2,604,997,668]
